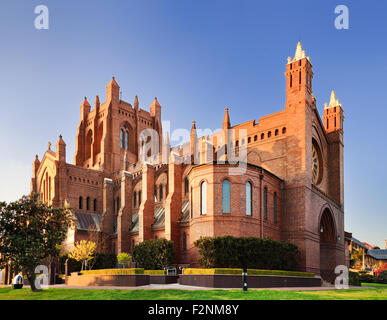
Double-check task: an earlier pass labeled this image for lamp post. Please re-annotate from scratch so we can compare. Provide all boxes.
[243,268,248,291]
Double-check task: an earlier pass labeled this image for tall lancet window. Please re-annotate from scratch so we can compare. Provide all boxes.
[125,130,129,150]
[222,179,231,213]
[246,182,252,216]
[200,181,207,215]
[120,128,124,149]
[263,187,268,220]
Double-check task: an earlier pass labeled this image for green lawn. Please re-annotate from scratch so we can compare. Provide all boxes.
[362,282,387,287]
[0,287,387,300]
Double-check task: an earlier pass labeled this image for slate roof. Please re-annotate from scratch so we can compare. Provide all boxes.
[130,201,190,232]
[179,200,190,224]
[368,250,387,260]
[351,237,369,250]
[74,212,101,231]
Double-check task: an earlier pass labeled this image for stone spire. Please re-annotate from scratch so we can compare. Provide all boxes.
[223,107,231,130]
[56,135,66,162]
[95,95,100,110]
[190,120,197,158]
[134,95,139,110]
[325,90,341,109]
[150,97,161,118]
[82,97,91,108]
[106,76,120,102]
[288,41,309,63]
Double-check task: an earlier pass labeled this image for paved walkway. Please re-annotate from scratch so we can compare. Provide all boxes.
[2,283,368,291]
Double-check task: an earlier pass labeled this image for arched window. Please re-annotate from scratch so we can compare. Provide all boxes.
[125,130,129,150]
[263,187,268,220]
[246,182,252,216]
[222,179,231,213]
[273,192,277,224]
[275,129,279,136]
[159,184,163,201]
[261,133,264,140]
[282,127,286,134]
[93,199,97,212]
[116,197,120,213]
[254,135,257,142]
[138,191,142,206]
[79,196,83,210]
[184,178,189,195]
[183,232,187,251]
[86,197,90,210]
[120,129,124,149]
[299,70,302,84]
[134,191,137,208]
[290,74,293,87]
[268,131,272,138]
[154,185,158,202]
[200,181,207,215]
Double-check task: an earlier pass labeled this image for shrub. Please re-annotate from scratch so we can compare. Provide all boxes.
[80,268,144,275]
[144,270,167,275]
[358,271,375,283]
[183,268,314,277]
[133,238,175,270]
[376,271,387,284]
[59,254,82,274]
[349,271,360,286]
[93,253,118,270]
[194,236,299,270]
[117,253,132,268]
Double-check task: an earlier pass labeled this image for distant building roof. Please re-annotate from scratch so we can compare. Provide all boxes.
[363,242,374,250]
[351,237,369,250]
[368,250,387,260]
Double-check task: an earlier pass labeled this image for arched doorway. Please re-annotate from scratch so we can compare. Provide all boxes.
[319,208,337,283]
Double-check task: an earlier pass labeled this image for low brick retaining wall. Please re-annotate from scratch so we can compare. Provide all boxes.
[179,274,322,288]
[149,275,178,284]
[66,273,149,287]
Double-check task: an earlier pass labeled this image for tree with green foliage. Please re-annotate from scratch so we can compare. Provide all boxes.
[0,194,74,292]
[117,252,132,268]
[133,239,174,270]
[68,240,96,271]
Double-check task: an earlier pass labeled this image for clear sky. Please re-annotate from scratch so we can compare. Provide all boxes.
[0,1,386,247]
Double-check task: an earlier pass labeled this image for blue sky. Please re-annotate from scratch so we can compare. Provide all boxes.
[0,0,386,247]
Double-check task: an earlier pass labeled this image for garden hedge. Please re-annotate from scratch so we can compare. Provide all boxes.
[194,236,299,270]
[183,268,314,277]
[80,268,144,275]
[144,270,167,275]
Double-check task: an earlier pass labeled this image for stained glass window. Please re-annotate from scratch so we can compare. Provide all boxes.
[263,187,268,220]
[201,181,207,215]
[312,144,320,184]
[246,182,252,216]
[274,192,277,224]
[222,179,231,213]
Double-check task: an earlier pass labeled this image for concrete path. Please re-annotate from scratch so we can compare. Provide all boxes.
[2,283,367,291]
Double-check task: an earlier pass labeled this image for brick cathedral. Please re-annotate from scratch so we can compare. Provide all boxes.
[30,43,345,281]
